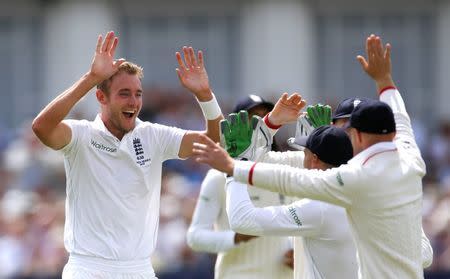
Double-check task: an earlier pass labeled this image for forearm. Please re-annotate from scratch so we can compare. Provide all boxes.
[186,226,235,253]
[233,161,352,208]
[226,180,309,236]
[205,116,223,143]
[260,150,304,168]
[379,88,413,139]
[374,76,396,94]
[198,92,223,143]
[33,72,99,134]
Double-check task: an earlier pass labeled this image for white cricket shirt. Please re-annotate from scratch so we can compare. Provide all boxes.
[233,89,428,278]
[227,150,358,279]
[60,115,185,260]
[187,169,293,279]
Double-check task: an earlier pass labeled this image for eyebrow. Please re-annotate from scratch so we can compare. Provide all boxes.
[118,89,143,93]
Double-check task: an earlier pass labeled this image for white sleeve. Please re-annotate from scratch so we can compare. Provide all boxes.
[60,119,88,156]
[379,89,426,176]
[150,123,187,161]
[421,227,433,268]
[226,179,324,237]
[186,170,236,253]
[234,161,358,208]
[259,150,305,168]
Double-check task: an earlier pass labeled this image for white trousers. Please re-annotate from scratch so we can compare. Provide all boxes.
[62,253,157,279]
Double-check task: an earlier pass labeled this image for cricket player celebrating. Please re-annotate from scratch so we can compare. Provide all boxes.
[186,95,294,279]
[223,119,359,279]
[32,31,225,278]
[193,34,431,278]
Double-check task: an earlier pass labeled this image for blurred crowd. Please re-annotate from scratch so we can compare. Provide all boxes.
[0,88,449,278]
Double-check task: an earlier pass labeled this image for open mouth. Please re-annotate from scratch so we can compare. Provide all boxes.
[122,110,136,119]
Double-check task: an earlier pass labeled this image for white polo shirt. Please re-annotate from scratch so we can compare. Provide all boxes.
[233,89,427,278]
[60,115,185,260]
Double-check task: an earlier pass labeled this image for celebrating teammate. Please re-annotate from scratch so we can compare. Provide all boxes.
[187,95,294,279]
[225,124,359,279]
[31,31,224,278]
[193,34,431,278]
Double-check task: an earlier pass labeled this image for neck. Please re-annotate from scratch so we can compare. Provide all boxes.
[100,114,128,140]
[361,132,394,148]
[354,131,395,155]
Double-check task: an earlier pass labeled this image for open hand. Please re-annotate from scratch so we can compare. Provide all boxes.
[357,34,395,90]
[176,46,212,101]
[268,92,306,126]
[90,31,125,84]
[193,134,234,175]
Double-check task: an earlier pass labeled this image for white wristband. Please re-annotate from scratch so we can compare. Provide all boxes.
[197,93,222,120]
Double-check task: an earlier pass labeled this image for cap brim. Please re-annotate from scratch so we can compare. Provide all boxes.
[233,102,274,114]
[287,136,308,151]
[332,113,352,122]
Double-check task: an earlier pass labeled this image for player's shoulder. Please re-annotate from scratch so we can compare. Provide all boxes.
[63,118,91,127]
[204,169,226,183]
[62,119,93,137]
[134,119,184,135]
[199,169,226,197]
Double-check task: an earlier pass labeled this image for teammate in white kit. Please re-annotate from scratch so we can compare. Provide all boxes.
[226,125,359,279]
[186,95,293,279]
[193,34,432,278]
[31,31,225,278]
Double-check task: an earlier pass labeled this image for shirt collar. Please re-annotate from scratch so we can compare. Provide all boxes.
[93,114,144,140]
[349,141,397,165]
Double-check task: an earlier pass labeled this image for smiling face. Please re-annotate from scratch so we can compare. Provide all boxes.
[97,71,143,140]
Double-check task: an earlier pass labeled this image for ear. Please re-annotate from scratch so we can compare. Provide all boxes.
[96,89,108,105]
[311,154,321,169]
[356,129,363,143]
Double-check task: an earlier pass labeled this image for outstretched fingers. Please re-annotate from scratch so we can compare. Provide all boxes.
[198,50,204,67]
[192,143,208,155]
[384,43,391,62]
[176,52,186,70]
[109,37,119,57]
[101,31,114,53]
[279,92,289,103]
[188,47,198,68]
[356,55,368,71]
[182,46,193,68]
[95,35,103,53]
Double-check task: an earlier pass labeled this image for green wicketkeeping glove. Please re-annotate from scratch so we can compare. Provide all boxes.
[306,104,332,128]
[220,110,272,160]
[287,103,333,149]
[220,111,257,158]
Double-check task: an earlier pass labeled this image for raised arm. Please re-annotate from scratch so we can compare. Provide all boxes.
[175,47,223,158]
[32,32,125,150]
[187,170,255,253]
[226,179,323,237]
[357,34,425,173]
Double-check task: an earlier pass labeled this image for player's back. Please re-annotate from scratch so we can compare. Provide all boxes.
[346,143,423,279]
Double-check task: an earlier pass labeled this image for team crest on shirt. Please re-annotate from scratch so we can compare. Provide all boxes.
[133,138,151,166]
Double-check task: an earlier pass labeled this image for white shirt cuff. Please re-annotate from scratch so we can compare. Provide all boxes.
[233,160,255,185]
[222,230,237,250]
